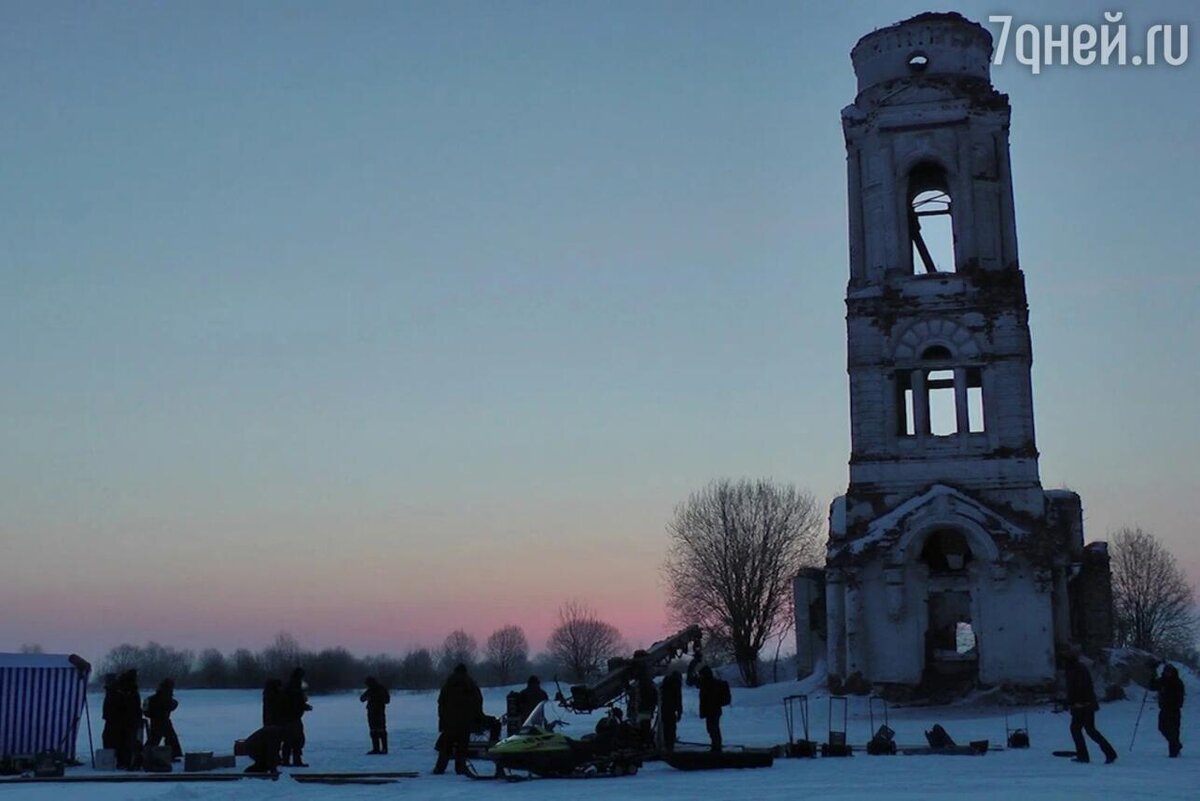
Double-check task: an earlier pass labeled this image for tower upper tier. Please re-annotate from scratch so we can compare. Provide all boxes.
[851,12,993,95]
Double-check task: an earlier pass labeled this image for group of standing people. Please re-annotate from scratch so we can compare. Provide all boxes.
[244,667,315,774]
[247,663,479,775]
[101,671,182,770]
[591,666,726,755]
[103,650,1184,778]
[260,668,313,767]
[247,660,732,774]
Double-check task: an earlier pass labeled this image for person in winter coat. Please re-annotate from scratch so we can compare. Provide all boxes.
[660,670,684,753]
[635,672,658,743]
[1064,652,1117,763]
[143,678,183,760]
[360,676,391,754]
[243,726,283,774]
[280,668,312,767]
[433,664,483,775]
[114,670,143,770]
[594,706,625,753]
[261,678,286,763]
[1150,662,1185,757]
[101,674,119,752]
[262,679,285,727]
[697,666,729,753]
[514,676,548,724]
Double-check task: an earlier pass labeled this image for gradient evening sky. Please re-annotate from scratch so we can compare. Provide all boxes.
[2,1,1197,662]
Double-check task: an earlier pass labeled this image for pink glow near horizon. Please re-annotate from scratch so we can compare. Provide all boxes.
[3,487,683,663]
[2,565,671,662]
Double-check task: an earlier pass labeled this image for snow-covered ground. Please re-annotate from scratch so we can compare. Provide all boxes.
[3,670,1197,800]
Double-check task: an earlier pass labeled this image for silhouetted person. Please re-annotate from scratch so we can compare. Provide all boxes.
[113,670,143,770]
[144,678,182,760]
[660,670,683,752]
[1151,662,1185,757]
[698,666,729,753]
[243,726,283,774]
[635,672,658,743]
[261,678,285,725]
[433,663,482,775]
[260,678,285,763]
[361,676,391,754]
[281,668,312,767]
[594,706,624,753]
[101,674,119,753]
[514,675,548,724]
[1064,652,1116,764]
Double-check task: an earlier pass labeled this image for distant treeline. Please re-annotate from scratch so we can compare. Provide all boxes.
[90,630,567,693]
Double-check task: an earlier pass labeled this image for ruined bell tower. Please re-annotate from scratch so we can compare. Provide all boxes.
[793,13,1112,691]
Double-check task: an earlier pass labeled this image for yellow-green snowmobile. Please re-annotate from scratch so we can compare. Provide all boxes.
[473,702,642,779]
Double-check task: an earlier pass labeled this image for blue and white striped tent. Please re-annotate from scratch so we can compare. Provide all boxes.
[0,653,91,761]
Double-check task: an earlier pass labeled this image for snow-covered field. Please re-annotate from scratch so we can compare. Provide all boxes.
[3,671,1197,800]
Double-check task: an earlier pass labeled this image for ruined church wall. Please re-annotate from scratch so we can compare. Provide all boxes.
[972,565,1056,684]
[850,560,924,684]
[834,555,1056,686]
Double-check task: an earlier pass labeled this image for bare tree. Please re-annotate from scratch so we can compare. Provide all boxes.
[230,648,265,688]
[361,653,405,689]
[195,648,228,687]
[401,648,438,689]
[97,642,195,687]
[1110,527,1197,657]
[662,478,824,687]
[438,629,478,673]
[485,625,530,685]
[260,632,302,679]
[305,647,357,692]
[98,643,142,678]
[546,601,623,682]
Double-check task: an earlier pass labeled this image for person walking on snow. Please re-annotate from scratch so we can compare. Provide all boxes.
[1064,651,1117,764]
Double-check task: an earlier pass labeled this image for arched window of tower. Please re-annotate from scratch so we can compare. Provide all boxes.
[907,162,955,274]
[896,346,985,438]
